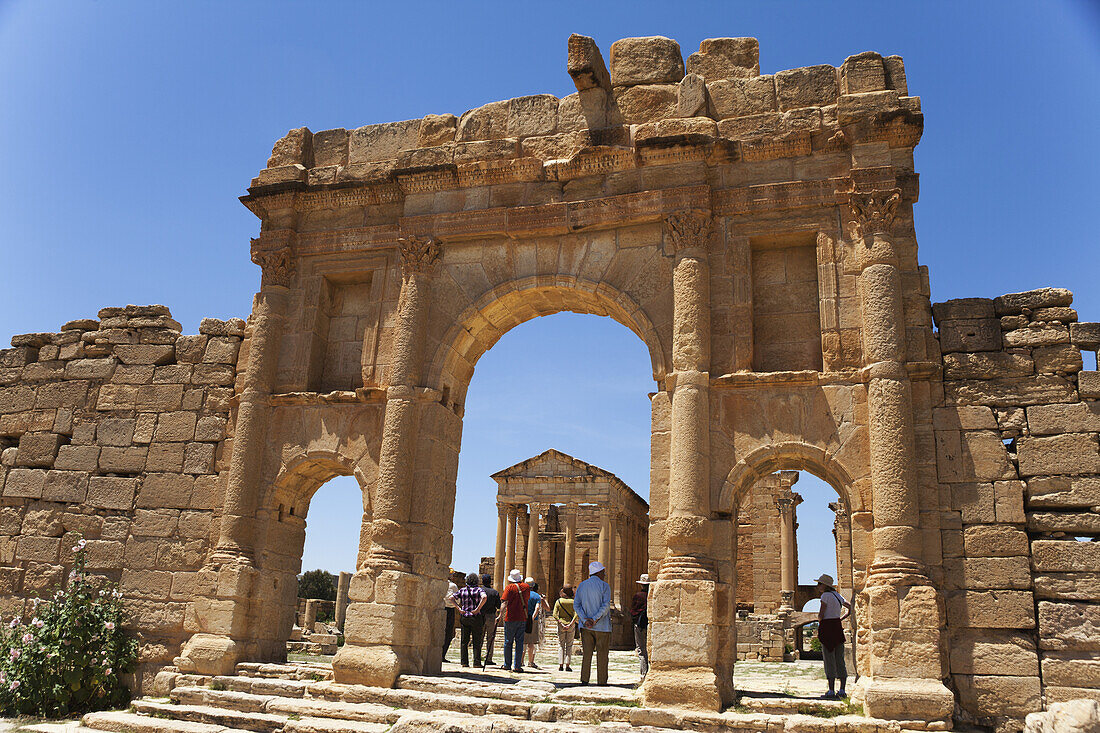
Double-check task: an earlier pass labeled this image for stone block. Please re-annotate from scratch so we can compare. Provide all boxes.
[1038,601,1100,651]
[948,629,1038,675]
[0,346,38,368]
[184,443,216,474]
[1028,401,1100,435]
[267,127,312,168]
[994,480,1025,523]
[506,95,558,138]
[1018,434,1100,476]
[1034,573,1100,601]
[959,556,1031,590]
[1080,370,1100,399]
[1070,321,1100,351]
[138,473,194,509]
[113,344,175,366]
[931,405,997,430]
[202,336,241,364]
[945,375,1076,407]
[1032,539,1100,573]
[198,318,245,337]
[706,75,775,120]
[686,37,759,80]
[1027,475,1100,508]
[937,318,1002,353]
[4,468,46,498]
[936,430,1015,483]
[609,36,684,86]
[774,65,838,111]
[955,674,1042,718]
[1003,323,1071,348]
[942,351,1033,380]
[16,432,63,467]
[348,119,419,164]
[16,536,60,563]
[456,100,508,142]
[154,411,197,442]
[412,114,456,149]
[97,417,136,447]
[946,590,1035,628]
[98,446,147,473]
[310,128,348,168]
[1032,305,1078,322]
[42,469,88,503]
[840,51,885,94]
[932,297,994,325]
[0,385,36,412]
[675,73,706,117]
[611,84,678,124]
[869,627,943,678]
[962,525,1029,557]
[87,476,136,510]
[994,287,1073,316]
[837,90,900,124]
[648,620,715,665]
[1041,651,1100,688]
[566,33,611,93]
[132,508,178,537]
[1028,510,1100,534]
[192,364,236,386]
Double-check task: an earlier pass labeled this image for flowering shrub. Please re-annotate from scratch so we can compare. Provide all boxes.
[0,539,137,717]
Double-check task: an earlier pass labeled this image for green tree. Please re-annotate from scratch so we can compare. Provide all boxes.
[297,569,337,601]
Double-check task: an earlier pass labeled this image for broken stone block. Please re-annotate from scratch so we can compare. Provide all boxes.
[840,51,886,94]
[1017,433,1100,476]
[198,318,246,337]
[252,164,306,188]
[675,73,706,117]
[456,100,508,142]
[942,351,1033,380]
[16,432,64,467]
[837,90,901,125]
[417,114,457,148]
[937,318,1002,353]
[506,95,558,138]
[349,119,420,164]
[994,287,1073,316]
[611,84,678,125]
[1032,305,1077,322]
[268,127,313,168]
[1038,601,1100,651]
[1081,370,1100,399]
[310,128,349,168]
[774,65,838,111]
[686,37,759,80]
[1070,322,1100,351]
[609,36,684,86]
[884,55,908,93]
[706,75,776,120]
[113,344,176,366]
[1027,475,1100,509]
[1002,323,1070,348]
[1033,344,1083,374]
[567,34,611,92]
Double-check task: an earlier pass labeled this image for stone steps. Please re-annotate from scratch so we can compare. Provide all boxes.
[82,710,254,733]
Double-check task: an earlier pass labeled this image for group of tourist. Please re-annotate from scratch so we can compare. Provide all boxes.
[442,561,651,685]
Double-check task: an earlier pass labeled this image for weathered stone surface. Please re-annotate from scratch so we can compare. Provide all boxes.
[1024,698,1100,733]
[456,101,508,142]
[1033,572,1100,601]
[840,51,886,94]
[506,95,558,138]
[942,351,1033,380]
[268,127,313,168]
[1018,434,1100,476]
[1080,370,1100,399]
[1038,601,1100,651]
[946,590,1035,628]
[949,629,1038,675]
[774,65,838,111]
[938,318,1002,353]
[994,287,1073,316]
[1070,321,1100,351]
[706,76,775,120]
[932,297,994,325]
[1032,540,1100,572]
[1003,323,1071,348]
[417,114,457,148]
[611,84,678,124]
[349,120,420,165]
[1027,475,1100,508]
[1033,344,1083,373]
[955,674,1042,718]
[962,525,1029,557]
[945,375,1076,407]
[686,37,759,80]
[609,36,684,86]
[675,73,706,118]
[566,34,610,92]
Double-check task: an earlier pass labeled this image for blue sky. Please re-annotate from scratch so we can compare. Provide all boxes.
[1,2,1097,584]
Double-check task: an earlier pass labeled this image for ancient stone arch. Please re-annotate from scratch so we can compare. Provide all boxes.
[2,33,1098,729]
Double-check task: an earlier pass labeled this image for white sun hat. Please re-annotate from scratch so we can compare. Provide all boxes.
[588,561,605,575]
[508,569,523,583]
[636,573,650,584]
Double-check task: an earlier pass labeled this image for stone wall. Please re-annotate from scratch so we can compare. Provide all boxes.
[0,305,243,690]
[933,288,1100,724]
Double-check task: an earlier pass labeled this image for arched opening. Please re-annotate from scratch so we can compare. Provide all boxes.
[444,306,656,672]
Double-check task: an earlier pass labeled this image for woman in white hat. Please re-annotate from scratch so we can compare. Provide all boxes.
[814,573,851,699]
[629,574,650,681]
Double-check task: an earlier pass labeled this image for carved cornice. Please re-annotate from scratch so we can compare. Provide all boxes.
[775,495,803,513]
[397,235,442,276]
[663,210,712,255]
[847,188,902,242]
[250,240,295,288]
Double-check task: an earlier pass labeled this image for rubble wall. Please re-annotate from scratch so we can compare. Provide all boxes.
[933,288,1100,721]
[0,305,244,689]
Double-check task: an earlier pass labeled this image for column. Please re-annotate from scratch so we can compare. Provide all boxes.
[332,235,443,688]
[503,504,517,584]
[178,241,293,675]
[335,571,352,631]
[848,186,953,722]
[525,504,540,582]
[607,513,618,607]
[494,503,508,591]
[643,210,730,710]
[563,503,577,587]
[517,507,529,577]
[775,491,801,613]
[598,507,610,571]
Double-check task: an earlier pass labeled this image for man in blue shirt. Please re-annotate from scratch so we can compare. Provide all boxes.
[573,561,611,685]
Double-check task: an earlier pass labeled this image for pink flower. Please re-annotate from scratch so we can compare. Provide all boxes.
[21,633,32,644]
[73,539,87,551]
[9,680,19,690]
[10,649,20,659]
[31,618,43,629]
[8,619,17,629]
[104,667,112,675]
[105,621,115,631]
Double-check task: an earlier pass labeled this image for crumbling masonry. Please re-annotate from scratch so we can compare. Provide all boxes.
[0,33,1097,728]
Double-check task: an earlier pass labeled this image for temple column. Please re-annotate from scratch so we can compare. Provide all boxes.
[563,503,577,587]
[335,571,352,632]
[517,506,529,577]
[643,210,731,709]
[776,490,801,613]
[847,186,952,722]
[503,504,517,583]
[494,503,508,591]
[332,236,444,688]
[178,240,294,675]
[608,513,618,607]
[526,504,541,581]
[598,507,610,571]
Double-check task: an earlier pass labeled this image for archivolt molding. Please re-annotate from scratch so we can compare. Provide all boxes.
[270,449,374,518]
[718,441,864,516]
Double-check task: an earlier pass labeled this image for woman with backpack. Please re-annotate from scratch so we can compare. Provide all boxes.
[524,578,551,669]
[815,573,852,699]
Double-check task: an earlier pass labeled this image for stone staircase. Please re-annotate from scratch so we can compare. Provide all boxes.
[78,662,953,733]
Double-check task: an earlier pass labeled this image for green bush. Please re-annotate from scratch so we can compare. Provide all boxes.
[0,541,137,717]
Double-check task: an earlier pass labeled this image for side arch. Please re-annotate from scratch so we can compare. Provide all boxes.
[718,441,865,516]
[426,275,669,401]
[270,449,374,520]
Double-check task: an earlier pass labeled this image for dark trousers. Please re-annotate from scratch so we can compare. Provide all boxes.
[442,607,456,660]
[459,614,485,666]
[503,620,525,670]
[483,617,498,664]
[580,628,610,685]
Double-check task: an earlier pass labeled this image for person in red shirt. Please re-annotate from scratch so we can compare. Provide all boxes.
[497,569,530,673]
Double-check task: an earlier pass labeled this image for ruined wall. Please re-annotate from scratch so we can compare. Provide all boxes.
[0,306,243,689]
[933,288,1100,723]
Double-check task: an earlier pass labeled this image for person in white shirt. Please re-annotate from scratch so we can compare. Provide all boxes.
[815,573,851,699]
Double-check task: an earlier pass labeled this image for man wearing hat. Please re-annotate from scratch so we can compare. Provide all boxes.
[498,569,530,673]
[814,573,851,699]
[573,561,612,685]
[629,573,650,681]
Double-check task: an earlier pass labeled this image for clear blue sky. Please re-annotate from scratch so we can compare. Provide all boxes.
[2,2,1097,584]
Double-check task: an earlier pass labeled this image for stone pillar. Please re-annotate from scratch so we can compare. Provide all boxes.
[563,503,577,587]
[494,503,508,590]
[525,504,540,581]
[335,571,352,631]
[643,210,732,710]
[775,479,802,613]
[847,188,953,722]
[517,506,529,576]
[177,241,293,675]
[598,507,610,571]
[503,504,517,584]
[332,235,443,688]
[608,513,618,607]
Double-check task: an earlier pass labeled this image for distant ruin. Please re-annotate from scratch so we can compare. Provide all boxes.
[1,32,1097,729]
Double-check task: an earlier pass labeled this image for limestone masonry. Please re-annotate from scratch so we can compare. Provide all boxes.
[1,33,1098,730]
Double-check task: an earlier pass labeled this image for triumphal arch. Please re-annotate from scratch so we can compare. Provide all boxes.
[2,33,1098,728]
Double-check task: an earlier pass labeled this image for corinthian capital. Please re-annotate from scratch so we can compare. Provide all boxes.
[398,236,442,276]
[663,210,712,255]
[847,188,901,242]
[250,245,295,288]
